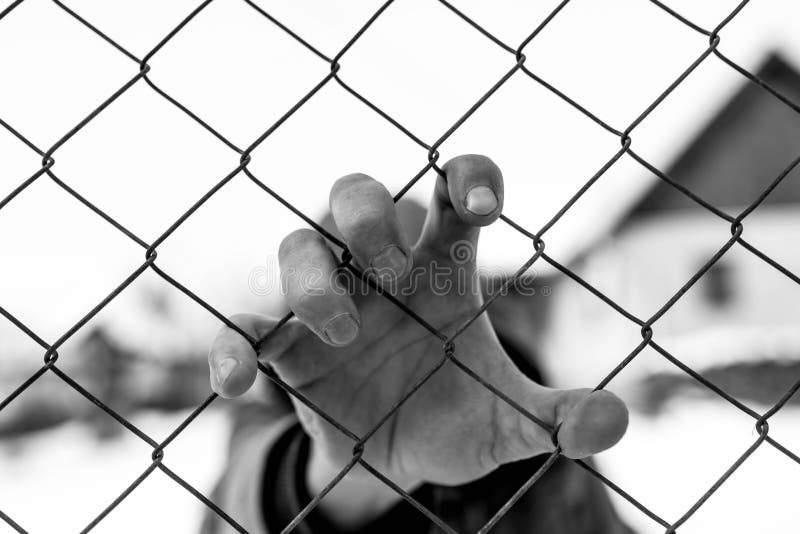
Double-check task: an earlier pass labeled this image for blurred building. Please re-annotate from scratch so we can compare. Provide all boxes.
[542,53,800,409]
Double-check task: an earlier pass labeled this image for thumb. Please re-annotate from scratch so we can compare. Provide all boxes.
[552,388,629,459]
[496,379,629,463]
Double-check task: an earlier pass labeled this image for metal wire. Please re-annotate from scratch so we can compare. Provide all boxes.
[1,0,799,532]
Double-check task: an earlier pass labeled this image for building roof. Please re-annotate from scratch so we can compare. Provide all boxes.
[628,52,800,218]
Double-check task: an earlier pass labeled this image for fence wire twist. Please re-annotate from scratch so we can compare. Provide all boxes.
[1,0,799,533]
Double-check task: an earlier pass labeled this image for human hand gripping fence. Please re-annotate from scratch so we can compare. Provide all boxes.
[2,0,800,533]
[208,156,629,529]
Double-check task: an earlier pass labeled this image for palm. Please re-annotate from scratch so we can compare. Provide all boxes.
[275,246,523,485]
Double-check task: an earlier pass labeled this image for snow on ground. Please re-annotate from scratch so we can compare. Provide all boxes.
[0,408,231,534]
[1,398,798,533]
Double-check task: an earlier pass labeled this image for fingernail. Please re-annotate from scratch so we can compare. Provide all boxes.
[323,313,359,346]
[465,185,497,216]
[215,357,238,387]
[370,245,408,279]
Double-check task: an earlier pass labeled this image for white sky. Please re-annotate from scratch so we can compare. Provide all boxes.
[2,0,800,355]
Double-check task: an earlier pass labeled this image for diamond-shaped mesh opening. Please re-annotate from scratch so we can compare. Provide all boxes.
[439,0,576,46]
[247,82,430,212]
[600,390,762,532]
[0,0,133,146]
[244,0,388,55]
[0,371,154,533]
[595,203,734,317]
[337,0,514,141]
[145,0,329,146]
[0,177,142,339]
[59,0,210,58]
[632,56,800,212]
[154,175,311,315]
[655,243,800,384]
[83,467,216,534]
[52,83,236,241]
[650,0,745,31]
[521,0,708,127]
[666,442,800,533]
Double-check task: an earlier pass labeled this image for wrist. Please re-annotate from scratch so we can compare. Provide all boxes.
[306,440,421,530]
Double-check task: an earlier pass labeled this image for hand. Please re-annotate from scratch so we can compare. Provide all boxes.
[208,155,628,526]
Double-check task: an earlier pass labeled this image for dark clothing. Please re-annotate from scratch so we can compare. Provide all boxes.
[261,422,632,534]
[202,335,634,534]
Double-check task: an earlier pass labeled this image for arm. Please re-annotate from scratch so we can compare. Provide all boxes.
[199,402,296,534]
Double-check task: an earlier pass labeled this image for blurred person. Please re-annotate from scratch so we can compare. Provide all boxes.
[202,155,631,534]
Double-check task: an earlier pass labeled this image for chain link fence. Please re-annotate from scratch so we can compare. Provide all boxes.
[1,0,799,532]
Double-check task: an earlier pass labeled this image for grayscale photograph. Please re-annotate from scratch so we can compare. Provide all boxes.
[0,1,798,533]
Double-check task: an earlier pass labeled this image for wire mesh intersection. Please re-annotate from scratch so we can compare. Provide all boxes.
[1,0,800,532]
